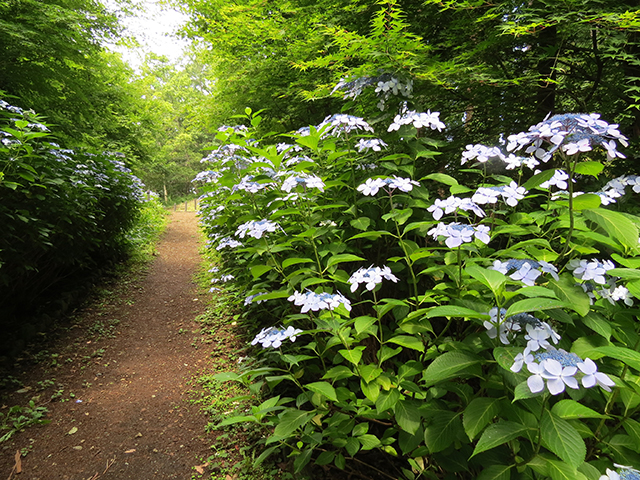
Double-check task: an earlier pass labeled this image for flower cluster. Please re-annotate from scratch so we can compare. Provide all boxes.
[355,138,388,152]
[234,175,274,193]
[348,265,398,292]
[288,290,352,313]
[236,220,279,239]
[600,464,640,480]
[428,222,491,248]
[506,113,628,163]
[281,173,325,193]
[216,237,243,250]
[317,114,374,137]
[472,182,528,207]
[251,326,303,348]
[357,176,419,195]
[539,169,569,190]
[568,258,615,285]
[484,308,559,349]
[491,259,559,286]
[388,109,445,132]
[513,348,615,395]
[427,196,485,220]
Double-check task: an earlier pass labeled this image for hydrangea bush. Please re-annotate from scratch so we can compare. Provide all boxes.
[195,100,640,479]
[0,99,146,332]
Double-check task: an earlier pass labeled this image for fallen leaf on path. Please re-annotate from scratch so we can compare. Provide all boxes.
[14,450,22,473]
[67,426,78,435]
[194,462,210,474]
[124,449,136,454]
[225,474,238,480]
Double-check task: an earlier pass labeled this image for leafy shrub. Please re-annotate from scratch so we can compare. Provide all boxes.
[196,105,640,479]
[0,99,146,341]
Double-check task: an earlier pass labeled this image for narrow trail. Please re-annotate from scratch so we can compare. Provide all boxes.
[1,212,217,480]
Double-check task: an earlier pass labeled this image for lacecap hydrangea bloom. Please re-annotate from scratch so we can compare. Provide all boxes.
[281,173,325,193]
[236,219,279,239]
[600,464,640,480]
[491,259,559,286]
[428,222,491,248]
[251,326,303,348]
[288,290,352,313]
[348,266,398,292]
[514,347,615,395]
[357,176,419,196]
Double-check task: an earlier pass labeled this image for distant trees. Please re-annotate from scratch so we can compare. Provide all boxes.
[179,0,640,163]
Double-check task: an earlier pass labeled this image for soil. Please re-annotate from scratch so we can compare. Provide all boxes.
[0,211,220,480]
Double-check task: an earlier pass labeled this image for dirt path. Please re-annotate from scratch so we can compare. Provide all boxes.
[1,212,216,480]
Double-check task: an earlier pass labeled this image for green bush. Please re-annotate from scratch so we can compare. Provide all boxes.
[195,101,640,480]
[0,99,146,339]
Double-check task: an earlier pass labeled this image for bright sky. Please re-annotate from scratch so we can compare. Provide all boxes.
[106,0,191,68]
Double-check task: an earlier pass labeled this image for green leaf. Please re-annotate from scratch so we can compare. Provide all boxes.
[549,274,591,317]
[513,381,543,401]
[471,421,527,457]
[583,208,639,252]
[322,366,354,381]
[465,265,507,296]
[421,172,458,185]
[524,169,556,190]
[581,311,611,340]
[505,297,569,317]
[422,351,482,387]
[387,335,425,352]
[282,257,314,269]
[551,400,607,420]
[463,397,502,440]
[273,410,316,438]
[354,316,377,335]
[315,450,335,466]
[425,305,489,319]
[608,268,640,280]
[423,411,460,453]
[306,382,338,402]
[571,193,601,210]
[325,253,365,268]
[574,161,604,177]
[250,264,272,279]
[358,434,381,450]
[338,346,365,365]
[359,364,383,383]
[294,448,313,473]
[540,410,586,469]
[376,388,401,413]
[395,399,422,435]
[547,459,588,480]
[595,346,640,371]
[350,217,371,231]
[476,464,512,480]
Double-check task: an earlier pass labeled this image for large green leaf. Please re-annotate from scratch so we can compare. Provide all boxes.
[325,253,365,268]
[476,464,512,480]
[471,421,528,457]
[549,273,591,317]
[505,297,570,317]
[395,399,422,435]
[463,397,502,440]
[540,410,586,469]
[582,208,639,252]
[387,335,425,352]
[425,305,489,319]
[422,351,482,387]
[272,409,316,439]
[465,265,507,296]
[338,346,365,365]
[306,382,338,402]
[547,459,588,480]
[595,346,640,371]
[551,399,607,420]
[423,411,461,453]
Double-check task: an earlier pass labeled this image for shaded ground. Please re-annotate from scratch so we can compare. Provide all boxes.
[1,212,218,480]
